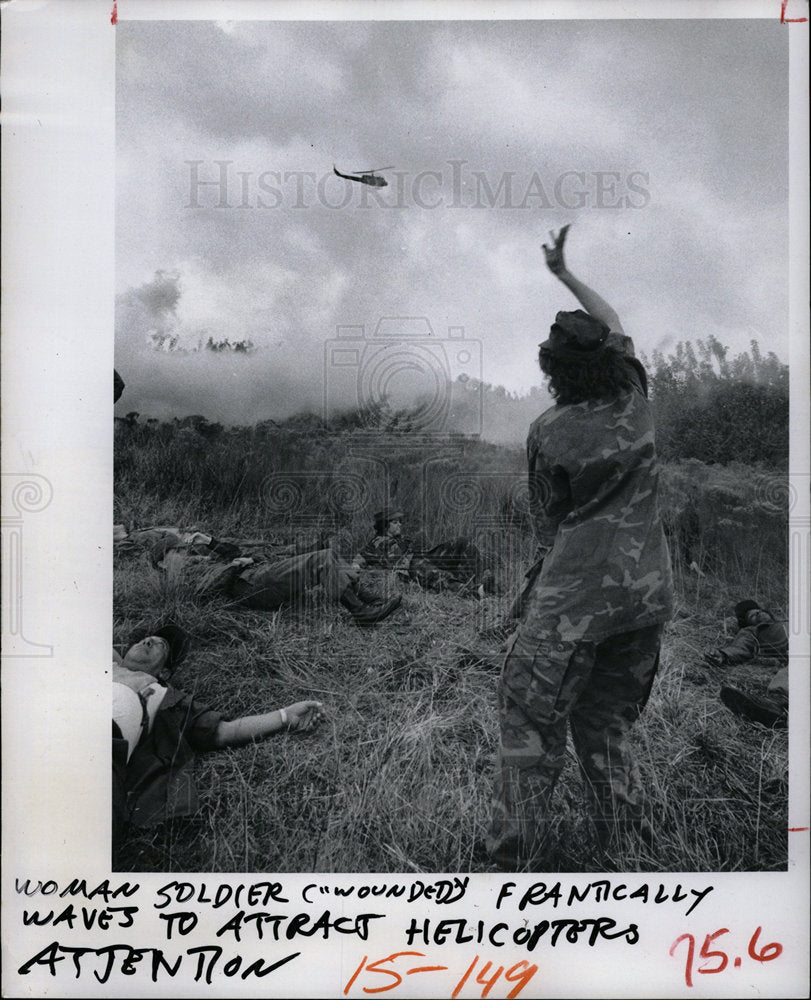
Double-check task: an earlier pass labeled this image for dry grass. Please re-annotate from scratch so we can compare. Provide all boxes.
[113,427,788,874]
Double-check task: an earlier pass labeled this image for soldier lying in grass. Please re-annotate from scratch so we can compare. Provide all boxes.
[122,526,402,627]
[487,224,674,869]
[112,624,325,847]
[704,599,789,729]
[703,599,788,668]
[360,506,497,598]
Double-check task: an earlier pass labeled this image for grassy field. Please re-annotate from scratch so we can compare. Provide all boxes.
[113,421,789,874]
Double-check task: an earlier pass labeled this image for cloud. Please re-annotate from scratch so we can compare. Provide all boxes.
[115,18,791,417]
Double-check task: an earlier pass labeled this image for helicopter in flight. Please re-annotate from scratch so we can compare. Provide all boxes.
[333,164,394,188]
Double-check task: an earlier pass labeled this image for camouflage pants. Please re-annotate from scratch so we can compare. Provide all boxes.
[487,623,662,865]
[230,549,352,610]
[410,537,488,594]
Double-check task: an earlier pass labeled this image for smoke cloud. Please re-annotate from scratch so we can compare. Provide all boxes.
[115,270,332,425]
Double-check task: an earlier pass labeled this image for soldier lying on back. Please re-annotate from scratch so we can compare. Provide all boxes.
[704,599,789,729]
[703,599,788,667]
[119,526,402,627]
[113,624,325,848]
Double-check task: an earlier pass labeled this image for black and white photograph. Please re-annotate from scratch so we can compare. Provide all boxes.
[111,9,797,876]
[3,1,809,997]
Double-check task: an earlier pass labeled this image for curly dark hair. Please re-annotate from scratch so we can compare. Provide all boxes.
[539,346,636,405]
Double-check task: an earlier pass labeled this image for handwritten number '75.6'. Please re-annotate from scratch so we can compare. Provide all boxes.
[670,927,783,988]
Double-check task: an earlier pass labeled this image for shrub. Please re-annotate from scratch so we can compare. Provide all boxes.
[645,337,788,467]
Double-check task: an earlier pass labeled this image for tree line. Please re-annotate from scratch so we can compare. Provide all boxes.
[116,337,788,469]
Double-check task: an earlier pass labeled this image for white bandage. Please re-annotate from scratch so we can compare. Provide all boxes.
[113,683,143,761]
[279,708,288,727]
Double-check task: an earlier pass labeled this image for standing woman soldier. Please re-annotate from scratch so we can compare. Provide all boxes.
[487,225,673,868]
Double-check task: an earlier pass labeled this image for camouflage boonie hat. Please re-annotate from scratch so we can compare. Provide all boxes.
[539,310,610,360]
[374,507,404,532]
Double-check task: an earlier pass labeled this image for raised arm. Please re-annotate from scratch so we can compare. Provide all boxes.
[542,225,627,339]
[213,699,325,748]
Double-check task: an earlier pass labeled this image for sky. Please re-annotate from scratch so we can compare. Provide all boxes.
[115,16,790,433]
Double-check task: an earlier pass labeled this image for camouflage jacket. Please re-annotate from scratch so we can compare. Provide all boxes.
[522,353,673,642]
[719,620,788,665]
[156,549,251,598]
[361,534,485,594]
[360,534,414,569]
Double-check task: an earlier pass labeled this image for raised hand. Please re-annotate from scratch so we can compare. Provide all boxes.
[542,224,571,275]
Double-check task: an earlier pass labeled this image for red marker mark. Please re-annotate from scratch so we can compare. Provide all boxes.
[780,0,807,22]
[671,928,783,987]
[344,953,537,997]
[788,826,809,831]
[111,1,118,25]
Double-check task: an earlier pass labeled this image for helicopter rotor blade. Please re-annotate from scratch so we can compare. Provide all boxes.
[334,165,361,181]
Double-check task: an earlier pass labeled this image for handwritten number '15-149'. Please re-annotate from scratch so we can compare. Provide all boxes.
[344,952,538,998]
[670,927,783,987]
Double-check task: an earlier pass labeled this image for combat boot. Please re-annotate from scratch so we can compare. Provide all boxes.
[720,686,788,729]
[340,587,402,626]
[340,587,367,613]
[355,583,387,604]
[350,595,402,626]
